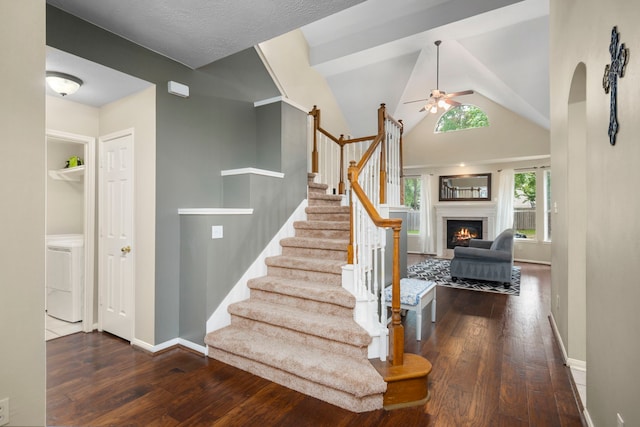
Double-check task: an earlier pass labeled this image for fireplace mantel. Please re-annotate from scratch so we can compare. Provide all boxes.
[434,202,497,257]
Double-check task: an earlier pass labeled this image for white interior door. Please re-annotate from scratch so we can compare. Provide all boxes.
[99,130,134,341]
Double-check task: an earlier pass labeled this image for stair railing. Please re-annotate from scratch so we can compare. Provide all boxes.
[308,104,405,365]
[347,106,405,366]
[309,106,377,196]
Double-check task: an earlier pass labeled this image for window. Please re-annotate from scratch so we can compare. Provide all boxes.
[434,105,489,133]
[512,169,552,241]
[403,177,421,235]
[544,170,552,242]
[513,171,536,239]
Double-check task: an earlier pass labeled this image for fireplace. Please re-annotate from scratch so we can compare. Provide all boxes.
[446,220,483,249]
[434,202,496,257]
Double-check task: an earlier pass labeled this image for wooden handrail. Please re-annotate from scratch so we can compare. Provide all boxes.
[342,135,377,144]
[348,162,404,366]
[347,162,401,231]
[355,133,384,171]
[317,127,341,144]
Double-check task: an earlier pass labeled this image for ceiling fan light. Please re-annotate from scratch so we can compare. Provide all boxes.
[443,103,452,111]
[46,71,82,96]
[430,105,438,114]
[437,99,447,109]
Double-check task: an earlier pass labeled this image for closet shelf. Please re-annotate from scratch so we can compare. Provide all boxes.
[48,165,85,181]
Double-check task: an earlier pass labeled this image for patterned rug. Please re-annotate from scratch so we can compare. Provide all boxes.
[407,258,521,296]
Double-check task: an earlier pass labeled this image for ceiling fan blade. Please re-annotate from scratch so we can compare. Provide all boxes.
[445,89,474,98]
[403,98,429,104]
[444,99,461,107]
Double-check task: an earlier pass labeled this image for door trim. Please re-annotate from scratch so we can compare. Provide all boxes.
[45,129,96,333]
[98,128,136,341]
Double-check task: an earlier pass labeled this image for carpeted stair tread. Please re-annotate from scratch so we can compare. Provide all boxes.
[294,220,350,230]
[248,276,355,308]
[265,255,345,274]
[280,237,348,251]
[206,327,386,398]
[228,299,371,347]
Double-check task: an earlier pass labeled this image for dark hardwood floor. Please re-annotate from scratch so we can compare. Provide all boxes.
[47,260,584,426]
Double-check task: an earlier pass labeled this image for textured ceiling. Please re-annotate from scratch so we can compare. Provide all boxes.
[47,0,366,68]
[45,0,550,137]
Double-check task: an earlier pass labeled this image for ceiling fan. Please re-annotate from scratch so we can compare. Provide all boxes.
[404,40,474,113]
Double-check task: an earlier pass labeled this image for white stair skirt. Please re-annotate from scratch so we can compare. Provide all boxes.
[342,264,388,360]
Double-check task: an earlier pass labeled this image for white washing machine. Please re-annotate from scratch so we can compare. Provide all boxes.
[46,234,84,322]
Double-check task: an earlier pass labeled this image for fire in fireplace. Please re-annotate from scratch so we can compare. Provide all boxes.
[447,220,483,249]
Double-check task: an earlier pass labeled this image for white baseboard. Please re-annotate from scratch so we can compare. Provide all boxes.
[584,408,595,427]
[549,313,568,365]
[514,258,551,265]
[205,199,308,334]
[567,358,586,371]
[177,338,207,355]
[132,337,207,356]
[549,314,590,424]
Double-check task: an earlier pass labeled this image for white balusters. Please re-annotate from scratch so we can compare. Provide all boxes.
[350,143,390,360]
[385,118,402,207]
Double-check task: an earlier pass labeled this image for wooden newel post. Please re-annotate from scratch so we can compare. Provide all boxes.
[347,161,357,264]
[389,225,404,366]
[310,106,320,173]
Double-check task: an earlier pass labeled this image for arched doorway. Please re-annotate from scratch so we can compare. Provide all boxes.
[566,62,587,403]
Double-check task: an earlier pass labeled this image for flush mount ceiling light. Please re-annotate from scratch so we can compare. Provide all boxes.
[46,71,83,96]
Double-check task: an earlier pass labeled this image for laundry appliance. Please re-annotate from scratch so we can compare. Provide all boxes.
[46,234,84,322]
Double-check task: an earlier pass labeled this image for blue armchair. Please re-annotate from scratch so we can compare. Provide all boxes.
[450,228,515,286]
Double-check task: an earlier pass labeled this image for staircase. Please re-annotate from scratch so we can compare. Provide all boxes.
[205,173,387,412]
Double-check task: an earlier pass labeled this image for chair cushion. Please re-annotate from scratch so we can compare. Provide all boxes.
[384,278,435,306]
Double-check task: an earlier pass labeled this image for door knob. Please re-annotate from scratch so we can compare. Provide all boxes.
[121,245,131,254]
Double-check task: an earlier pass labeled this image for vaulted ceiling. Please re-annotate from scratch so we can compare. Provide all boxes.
[46,0,549,136]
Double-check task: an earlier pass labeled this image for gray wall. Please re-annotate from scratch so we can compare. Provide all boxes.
[179,102,308,345]
[46,5,282,344]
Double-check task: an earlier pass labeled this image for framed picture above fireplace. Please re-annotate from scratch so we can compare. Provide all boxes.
[439,173,491,201]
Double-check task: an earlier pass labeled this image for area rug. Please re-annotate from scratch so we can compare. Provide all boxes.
[407,258,521,296]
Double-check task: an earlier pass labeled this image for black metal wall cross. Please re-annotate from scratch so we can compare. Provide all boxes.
[602,26,629,146]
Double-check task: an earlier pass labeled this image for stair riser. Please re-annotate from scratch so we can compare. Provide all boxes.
[207,349,383,413]
[308,197,343,207]
[305,206,350,214]
[281,246,347,261]
[306,213,350,222]
[249,289,353,319]
[230,316,367,359]
[267,266,342,286]
[308,187,328,195]
[294,221,349,231]
[296,229,350,240]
